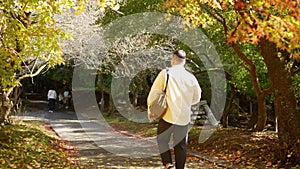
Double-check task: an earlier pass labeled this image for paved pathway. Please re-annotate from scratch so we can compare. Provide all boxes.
[13,100,227,169]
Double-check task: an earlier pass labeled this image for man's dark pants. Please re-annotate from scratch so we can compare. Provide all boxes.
[157,119,188,169]
[48,99,56,111]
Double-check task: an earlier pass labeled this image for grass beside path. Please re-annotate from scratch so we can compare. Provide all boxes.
[0,120,79,169]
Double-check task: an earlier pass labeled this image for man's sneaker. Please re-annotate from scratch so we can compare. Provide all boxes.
[165,163,174,169]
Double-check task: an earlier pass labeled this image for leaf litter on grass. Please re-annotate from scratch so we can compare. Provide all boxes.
[188,126,288,169]
[0,121,80,169]
[107,116,299,169]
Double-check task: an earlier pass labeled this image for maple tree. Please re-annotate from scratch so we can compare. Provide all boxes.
[165,0,300,163]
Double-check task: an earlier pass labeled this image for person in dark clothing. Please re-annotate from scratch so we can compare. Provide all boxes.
[47,87,57,113]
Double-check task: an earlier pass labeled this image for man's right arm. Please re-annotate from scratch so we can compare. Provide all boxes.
[192,77,202,105]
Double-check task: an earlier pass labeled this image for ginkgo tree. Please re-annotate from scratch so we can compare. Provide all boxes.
[0,0,120,123]
[165,0,300,163]
[0,0,70,123]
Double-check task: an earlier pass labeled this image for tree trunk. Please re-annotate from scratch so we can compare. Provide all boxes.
[108,93,115,114]
[230,43,272,131]
[247,102,258,129]
[254,93,267,131]
[259,38,300,163]
[100,92,105,112]
[254,88,273,131]
[222,83,237,128]
[97,73,113,113]
[130,85,138,107]
[12,87,23,114]
[0,90,12,124]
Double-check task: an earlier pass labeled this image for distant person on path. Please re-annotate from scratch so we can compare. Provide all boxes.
[63,89,71,109]
[47,87,57,113]
[58,92,64,109]
[147,50,202,169]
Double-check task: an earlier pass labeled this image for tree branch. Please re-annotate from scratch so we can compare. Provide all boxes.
[261,86,273,98]
[229,42,262,95]
[291,66,300,76]
[6,63,48,96]
[200,4,223,23]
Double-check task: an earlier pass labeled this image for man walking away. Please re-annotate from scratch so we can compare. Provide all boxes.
[147,50,202,169]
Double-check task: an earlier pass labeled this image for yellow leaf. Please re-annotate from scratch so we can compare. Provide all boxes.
[266,161,272,166]
[6,63,10,67]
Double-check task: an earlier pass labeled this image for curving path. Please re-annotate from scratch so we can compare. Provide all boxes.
[13,100,228,169]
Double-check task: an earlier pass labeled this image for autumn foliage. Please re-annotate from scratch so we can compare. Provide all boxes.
[166,0,300,58]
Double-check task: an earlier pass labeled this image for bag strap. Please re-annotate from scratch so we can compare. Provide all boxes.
[164,69,169,93]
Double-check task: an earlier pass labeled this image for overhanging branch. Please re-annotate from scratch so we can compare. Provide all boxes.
[6,62,48,96]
